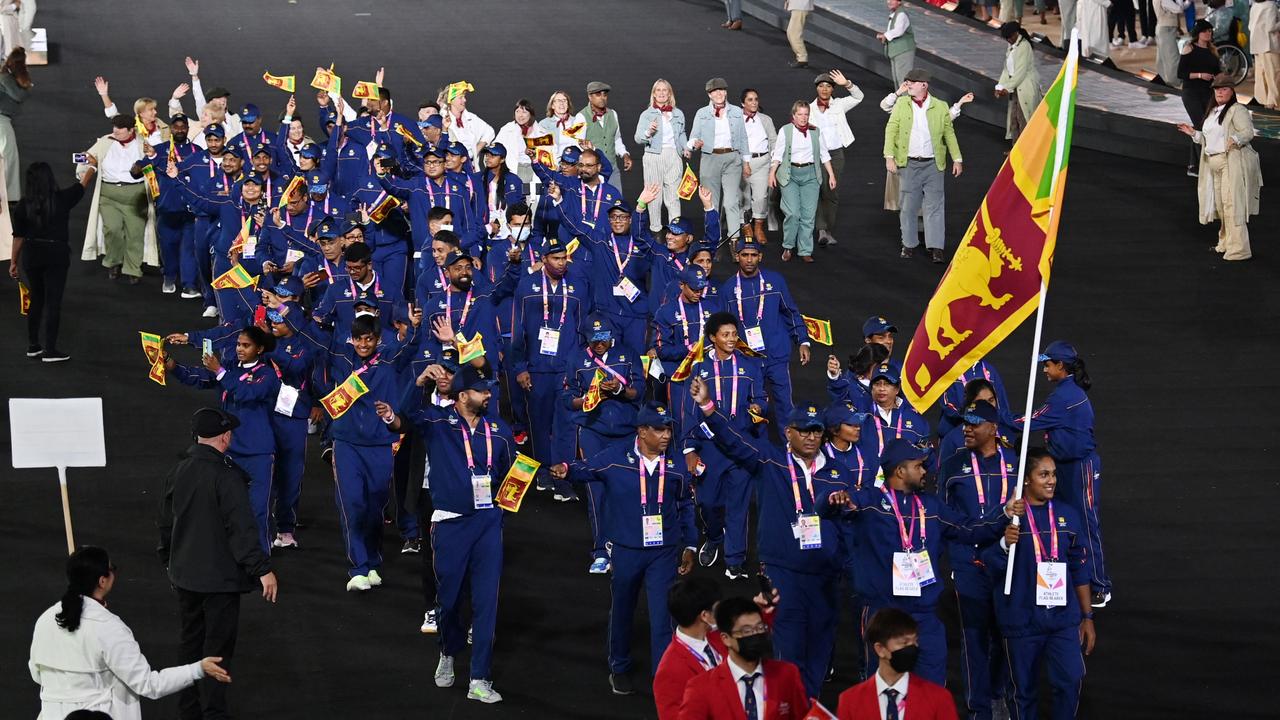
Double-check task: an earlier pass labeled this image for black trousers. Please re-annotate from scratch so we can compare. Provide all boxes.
[21,241,69,351]
[176,588,241,720]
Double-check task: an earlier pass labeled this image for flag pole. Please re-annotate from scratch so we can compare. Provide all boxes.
[1004,29,1080,596]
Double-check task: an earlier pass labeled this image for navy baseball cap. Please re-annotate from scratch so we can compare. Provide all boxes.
[560,146,582,165]
[420,114,443,129]
[678,265,709,291]
[608,200,633,216]
[636,402,676,428]
[266,308,286,324]
[447,141,469,157]
[169,112,190,124]
[424,145,448,159]
[961,400,1001,426]
[192,407,239,438]
[787,404,825,431]
[307,172,330,194]
[240,172,264,186]
[240,103,261,123]
[871,363,901,386]
[203,123,226,138]
[586,313,615,342]
[541,236,568,257]
[315,218,341,240]
[450,365,495,394]
[322,109,339,125]
[299,143,323,160]
[270,284,297,298]
[863,315,897,337]
[483,142,507,158]
[221,144,244,159]
[438,346,460,372]
[352,299,379,318]
[374,142,396,159]
[666,218,692,236]
[736,235,763,253]
[824,403,869,429]
[444,250,473,268]
[340,218,364,236]
[880,438,929,475]
[251,143,273,157]
[1038,340,1078,363]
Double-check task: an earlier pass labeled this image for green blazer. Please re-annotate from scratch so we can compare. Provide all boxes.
[882,95,963,172]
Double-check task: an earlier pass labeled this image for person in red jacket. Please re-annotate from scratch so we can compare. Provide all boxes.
[837,608,958,720]
[654,577,727,720]
[678,596,808,720]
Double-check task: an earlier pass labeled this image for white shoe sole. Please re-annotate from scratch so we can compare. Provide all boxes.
[42,356,71,363]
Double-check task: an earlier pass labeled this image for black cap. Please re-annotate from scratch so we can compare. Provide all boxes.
[192,407,239,438]
[205,86,232,101]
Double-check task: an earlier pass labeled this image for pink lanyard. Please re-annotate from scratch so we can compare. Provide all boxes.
[446,286,473,330]
[884,488,926,551]
[734,273,765,327]
[588,349,628,385]
[787,453,816,517]
[826,442,865,488]
[969,448,1009,508]
[348,271,381,301]
[610,236,634,275]
[427,178,450,210]
[269,353,305,391]
[353,353,380,376]
[1024,501,1059,562]
[874,409,904,453]
[638,451,666,511]
[459,418,493,474]
[712,352,739,416]
[540,271,569,328]
[322,256,337,281]
[677,299,703,350]
[580,182,603,227]
[237,361,262,382]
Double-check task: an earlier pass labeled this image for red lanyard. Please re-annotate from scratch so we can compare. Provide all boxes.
[734,273,765,327]
[712,352,739,416]
[459,417,493,474]
[610,236,634,275]
[969,448,1009,507]
[1024,501,1058,562]
[446,286,473,329]
[884,487,926,551]
[580,181,603,227]
[638,450,666,511]
[348,271,381,301]
[787,453,816,516]
[540,271,569,328]
[677,299,703,350]
[588,348,628,385]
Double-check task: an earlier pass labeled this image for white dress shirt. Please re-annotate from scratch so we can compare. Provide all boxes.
[875,670,911,720]
[744,114,770,154]
[660,114,676,149]
[713,111,732,150]
[101,138,142,184]
[727,656,767,715]
[885,11,911,39]
[1201,106,1230,155]
[907,97,935,158]
[770,127,831,164]
[447,110,497,161]
[674,629,717,667]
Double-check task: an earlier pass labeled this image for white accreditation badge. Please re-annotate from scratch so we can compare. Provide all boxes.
[538,326,561,356]
[613,276,641,302]
[1035,562,1069,607]
[274,384,300,416]
[472,474,493,509]
[744,326,766,352]
[892,552,922,597]
[796,513,822,550]
[642,515,664,547]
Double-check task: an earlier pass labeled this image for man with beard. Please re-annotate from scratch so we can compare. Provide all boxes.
[537,147,621,248]
[136,113,199,297]
[312,241,401,343]
[424,249,503,374]
[379,147,475,255]
[385,364,516,704]
[178,123,231,316]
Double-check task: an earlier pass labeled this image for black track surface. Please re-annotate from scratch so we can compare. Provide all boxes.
[2,1,1277,718]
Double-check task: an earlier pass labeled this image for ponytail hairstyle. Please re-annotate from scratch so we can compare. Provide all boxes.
[850,342,890,377]
[55,546,113,632]
[1063,357,1091,392]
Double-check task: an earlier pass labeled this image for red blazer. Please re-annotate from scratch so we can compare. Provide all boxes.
[654,633,730,720]
[836,673,959,720]
[678,657,809,720]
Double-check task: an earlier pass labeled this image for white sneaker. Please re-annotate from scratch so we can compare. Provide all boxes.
[1129,39,1148,48]
[367,569,383,587]
[162,281,177,294]
[180,287,202,299]
[467,679,503,704]
[467,625,473,645]
[420,609,438,634]
[435,655,455,687]
[346,575,372,592]
[1110,37,1123,47]
[272,532,298,548]
[202,305,218,318]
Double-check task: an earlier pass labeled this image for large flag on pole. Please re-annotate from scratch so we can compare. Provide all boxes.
[901,45,1079,414]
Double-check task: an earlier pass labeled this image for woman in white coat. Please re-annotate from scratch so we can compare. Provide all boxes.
[29,546,230,720]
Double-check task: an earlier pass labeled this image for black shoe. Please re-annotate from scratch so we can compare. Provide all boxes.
[698,541,721,567]
[1186,166,1199,178]
[26,344,42,358]
[725,565,747,580]
[788,59,810,69]
[107,265,121,280]
[1090,590,1111,608]
[930,248,945,264]
[321,445,334,466]
[41,351,71,363]
[401,538,422,554]
[126,275,141,285]
[900,246,914,259]
[609,673,636,695]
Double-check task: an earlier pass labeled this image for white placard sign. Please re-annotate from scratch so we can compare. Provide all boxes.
[10,398,106,469]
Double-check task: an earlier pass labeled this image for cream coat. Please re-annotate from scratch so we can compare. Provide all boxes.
[29,598,202,720]
[77,134,159,266]
[999,37,1042,138]
[1195,103,1264,225]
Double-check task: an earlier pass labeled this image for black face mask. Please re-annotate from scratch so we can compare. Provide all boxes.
[889,644,920,673]
[736,632,774,662]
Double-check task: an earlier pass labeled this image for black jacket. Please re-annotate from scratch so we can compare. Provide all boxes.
[157,443,271,593]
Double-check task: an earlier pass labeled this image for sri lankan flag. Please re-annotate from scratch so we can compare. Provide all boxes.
[456,332,486,364]
[139,331,164,364]
[803,316,833,346]
[211,263,258,290]
[309,65,341,94]
[901,42,1079,414]
[279,175,306,207]
[677,165,699,201]
[368,192,402,223]
[669,337,705,383]
[320,372,369,419]
[394,123,423,148]
[581,368,606,411]
[228,216,252,254]
[352,80,379,100]
[496,453,541,512]
[141,164,161,200]
[18,281,30,315]
[263,71,296,92]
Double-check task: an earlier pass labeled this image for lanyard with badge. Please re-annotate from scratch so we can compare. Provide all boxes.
[677,298,704,350]
[588,348,628,386]
[348,271,382,303]
[271,355,306,417]
[238,208,259,258]
[788,453,822,550]
[639,453,666,546]
[969,448,1009,509]
[610,235,641,302]
[538,270,569,356]
[426,178,451,210]
[446,286,473,332]
[460,417,495,509]
[735,273,767,351]
[886,487,935,596]
[675,635,718,669]
[1025,502,1068,606]
[826,442,867,490]
[712,353,740,417]
[580,182,603,228]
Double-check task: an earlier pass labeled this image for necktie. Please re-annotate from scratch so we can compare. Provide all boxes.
[742,673,760,720]
[884,688,900,720]
[703,646,718,668]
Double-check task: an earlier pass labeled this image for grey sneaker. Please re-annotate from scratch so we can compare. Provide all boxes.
[467,679,503,703]
[435,655,455,687]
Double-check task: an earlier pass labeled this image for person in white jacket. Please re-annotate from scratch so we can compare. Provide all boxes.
[29,546,229,720]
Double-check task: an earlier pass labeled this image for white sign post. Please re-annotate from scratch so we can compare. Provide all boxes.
[9,398,107,554]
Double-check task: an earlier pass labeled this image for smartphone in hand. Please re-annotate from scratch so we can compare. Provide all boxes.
[72,153,89,164]
[202,338,213,357]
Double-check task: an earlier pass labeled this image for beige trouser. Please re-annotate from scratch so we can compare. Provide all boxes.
[788,10,809,62]
[1207,153,1251,261]
[740,154,772,219]
[1254,52,1280,110]
[642,147,683,231]
[100,182,148,276]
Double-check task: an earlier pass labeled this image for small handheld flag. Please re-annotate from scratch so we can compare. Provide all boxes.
[309,66,341,94]
[141,164,161,200]
[263,71,296,92]
[228,216,252,254]
[368,194,402,223]
[139,331,164,364]
[496,453,542,512]
[279,175,306,208]
[320,373,370,419]
[456,332,486,364]
[669,338,705,383]
[445,81,474,104]
[677,165,699,201]
[582,369,606,412]
[211,264,258,290]
[148,357,167,386]
[352,81,379,100]
[802,700,838,720]
[802,316,833,346]
[19,281,30,315]
[394,123,423,148]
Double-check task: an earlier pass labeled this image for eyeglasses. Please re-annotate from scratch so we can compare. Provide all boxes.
[731,623,769,638]
[578,162,600,169]
[791,428,823,438]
